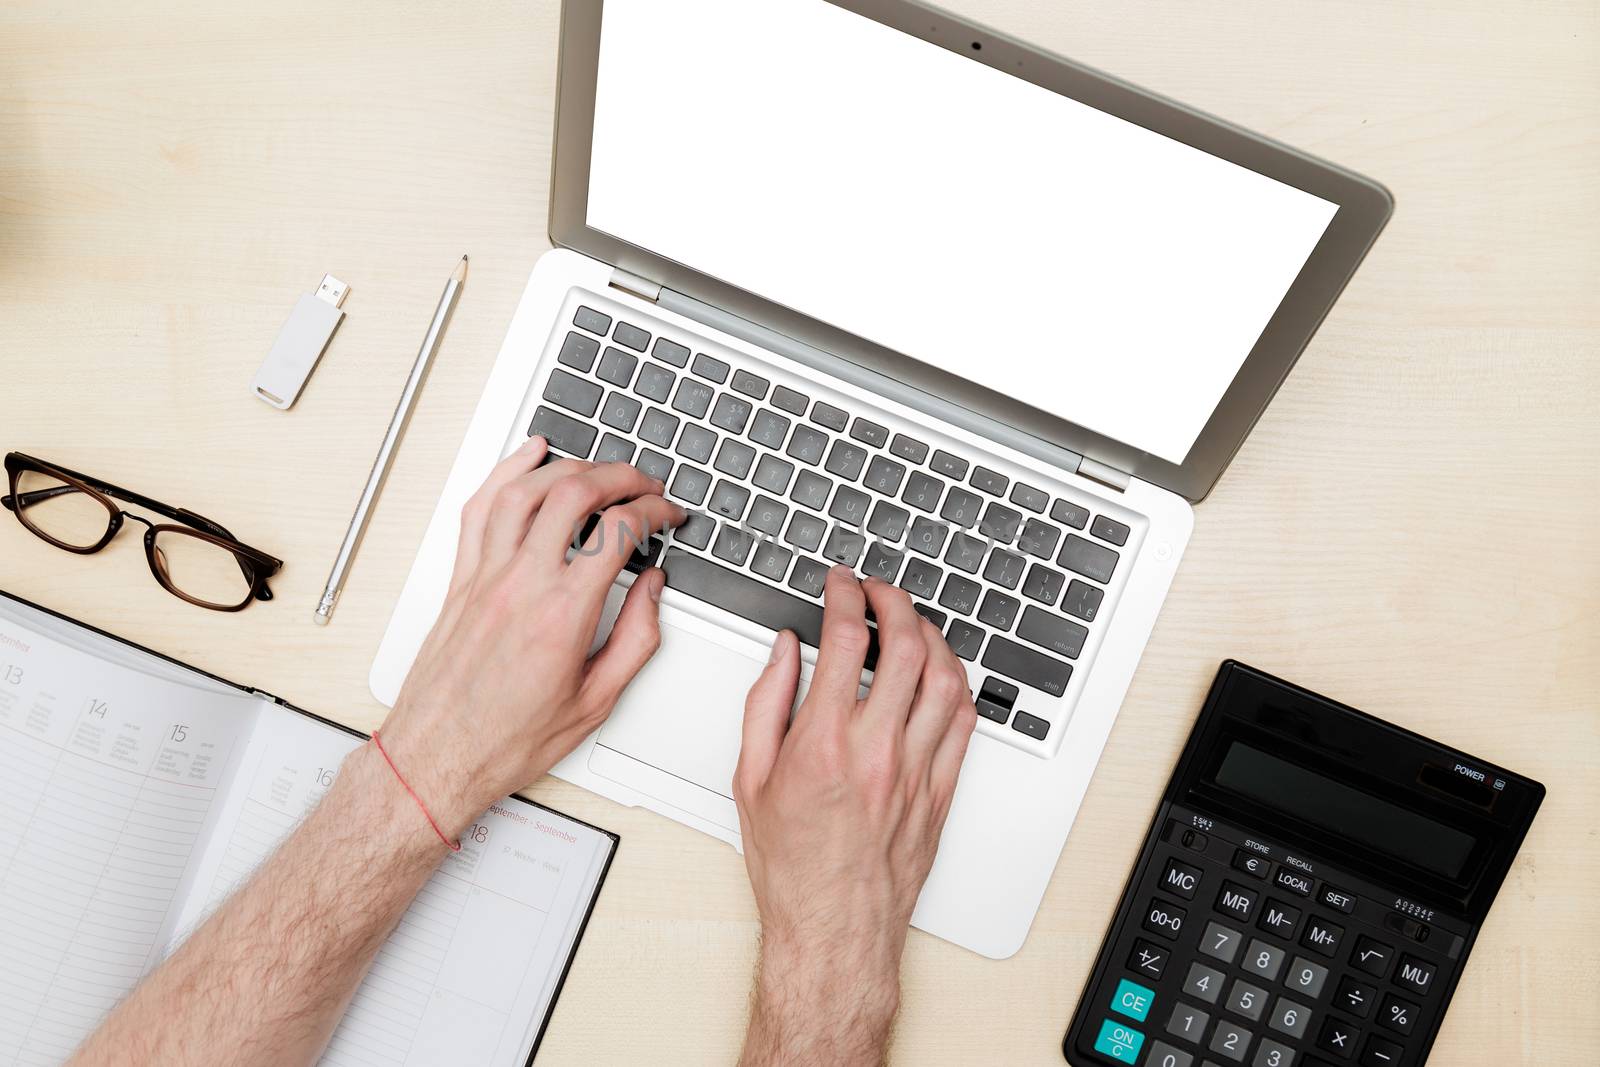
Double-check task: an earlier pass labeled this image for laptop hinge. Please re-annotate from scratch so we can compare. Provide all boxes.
[1076,455,1131,493]
[608,268,661,303]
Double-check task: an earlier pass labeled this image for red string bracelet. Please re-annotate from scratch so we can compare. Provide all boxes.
[371,731,461,852]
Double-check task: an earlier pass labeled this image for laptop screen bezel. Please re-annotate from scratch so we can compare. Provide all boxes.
[548,0,1393,503]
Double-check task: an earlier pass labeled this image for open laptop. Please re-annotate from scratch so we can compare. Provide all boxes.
[371,0,1391,959]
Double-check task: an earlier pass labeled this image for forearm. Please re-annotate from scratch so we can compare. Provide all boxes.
[739,930,902,1067]
[69,741,462,1067]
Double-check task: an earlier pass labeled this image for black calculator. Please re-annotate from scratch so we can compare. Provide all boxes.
[1063,662,1543,1067]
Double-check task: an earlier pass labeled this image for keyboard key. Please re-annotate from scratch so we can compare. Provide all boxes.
[750,540,793,582]
[1274,867,1313,896]
[899,558,942,600]
[625,534,667,577]
[1361,1034,1404,1067]
[1315,1016,1359,1060]
[1335,975,1376,1018]
[1259,899,1302,939]
[828,485,870,527]
[939,486,983,528]
[1350,937,1394,979]
[1010,482,1049,513]
[944,531,987,574]
[1217,881,1260,923]
[1253,1038,1294,1067]
[1165,1001,1207,1043]
[573,305,611,335]
[1111,977,1157,1024]
[771,385,809,415]
[1022,563,1066,606]
[1012,710,1049,740]
[731,369,769,399]
[938,574,981,616]
[1266,998,1311,1042]
[824,440,868,481]
[906,516,949,558]
[1300,916,1343,958]
[708,479,750,520]
[660,549,879,670]
[676,423,716,463]
[1208,1017,1253,1063]
[714,439,756,479]
[1128,939,1170,981]
[557,331,600,372]
[970,465,1008,496]
[1144,899,1188,942]
[614,321,651,352]
[1286,956,1328,998]
[810,401,848,431]
[1376,994,1415,1036]
[650,337,689,366]
[635,448,673,483]
[1093,514,1131,546]
[849,418,888,447]
[1200,922,1244,965]
[710,393,753,433]
[914,603,948,629]
[669,465,711,506]
[1233,850,1271,879]
[983,635,1071,695]
[901,470,945,513]
[1018,518,1062,559]
[788,555,829,597]
[528,406,597,458]
[594,433,635,464]
[596,346,638,387]
[786,424,828,466]
[983,548,1025,590]
[930,449,968,478]
[1160,858,1202,900]
[784,512,827,552]
[691,352,729,383]
[599,391,642,432]
[713,523,755,566]
[672,378,713,419]
[1062,579,1105,622]
[1225,979,1268,1022]
[822,525,865,567]
[790,470,832,510]
[863,455,906,495]
[1094,1019,1146,1066]
[1017,606,1088,658]
[753,454,795,494]
[639,406,680,447]
[1394,954,1435,995]
[861,541,905,582]
[978,502,1023,543]
[749,408,791,450]
[675,512,715,549]
[944,619,984,660]
[977,590,1020,630]
[866,500,909,540]
[889,433,929,463]
[1318,885,1357,914]
[1051,499,1090,529]
[747,495,788,537]
[1059,534,1119,583]
[543,369,602,417]
[634,362,675,402]
[1242,939,1285,981]
[1143,1043,1191,1067]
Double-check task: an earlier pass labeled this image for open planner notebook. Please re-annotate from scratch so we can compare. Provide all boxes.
[0,592,617,1067]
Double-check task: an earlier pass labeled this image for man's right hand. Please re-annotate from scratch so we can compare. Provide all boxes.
[734,567,977,1066]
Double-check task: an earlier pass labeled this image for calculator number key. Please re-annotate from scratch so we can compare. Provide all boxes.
[1394,953,1436,995]
[1252,1037,1296,1067]
[1161,858,1203,900]
[1267,996,1312,1040]
[1182,961,1225,1004]
[1200,921,1244,965]
[1208,1019,1253,1063]
[1225,979,1269,1022]
[1142,899,1187,940]
[1242,938,1286,981]
[1165,1002,1209,1045]
[1285,955,1328,997]
[1377,993,1418,1036]
[1145,1040,1195,1067]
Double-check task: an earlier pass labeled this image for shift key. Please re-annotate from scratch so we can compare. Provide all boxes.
[981,635,1072,697]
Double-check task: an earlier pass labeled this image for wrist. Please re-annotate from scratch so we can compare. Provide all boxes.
[368,714,495,841]
[756,925,902,1022]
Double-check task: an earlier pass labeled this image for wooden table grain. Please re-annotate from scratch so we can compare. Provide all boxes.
[2,1,1595,1063]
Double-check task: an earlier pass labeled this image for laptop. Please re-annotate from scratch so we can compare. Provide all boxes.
[371,0,1392,959]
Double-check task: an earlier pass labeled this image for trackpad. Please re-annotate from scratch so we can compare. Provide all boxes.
[592,620,769,800]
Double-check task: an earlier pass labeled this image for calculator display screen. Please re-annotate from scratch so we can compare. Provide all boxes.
[1214,741,1477,879]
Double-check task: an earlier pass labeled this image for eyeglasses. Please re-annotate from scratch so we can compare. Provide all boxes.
[2,452,283,612]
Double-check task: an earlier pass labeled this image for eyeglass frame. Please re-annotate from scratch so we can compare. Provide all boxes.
[2,452,283,611]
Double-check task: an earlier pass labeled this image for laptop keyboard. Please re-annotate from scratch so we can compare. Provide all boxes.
[520,293,1139,758]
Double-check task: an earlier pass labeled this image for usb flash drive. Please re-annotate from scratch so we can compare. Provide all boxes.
[252,274,350,409]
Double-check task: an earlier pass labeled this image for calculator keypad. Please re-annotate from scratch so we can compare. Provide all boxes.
[1071,815,1460,1067]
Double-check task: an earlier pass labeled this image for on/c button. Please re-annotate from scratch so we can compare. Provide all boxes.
[1092,1018,1144,1064]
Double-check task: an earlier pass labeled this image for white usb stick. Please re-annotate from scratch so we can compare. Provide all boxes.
[252,274,350,409]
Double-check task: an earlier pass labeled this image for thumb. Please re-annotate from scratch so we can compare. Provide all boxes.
[580,568,665,715]
[734,629,800,803]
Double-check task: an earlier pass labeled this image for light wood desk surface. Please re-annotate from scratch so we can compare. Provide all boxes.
[3,2,1596,1063]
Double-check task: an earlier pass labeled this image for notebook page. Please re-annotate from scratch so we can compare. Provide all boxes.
[171,704,615,1067]
[0,613,262,1066]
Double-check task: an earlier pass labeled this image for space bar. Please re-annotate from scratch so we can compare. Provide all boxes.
[658,548,878,672]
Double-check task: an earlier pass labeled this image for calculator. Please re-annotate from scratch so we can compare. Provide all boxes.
[1062,662,1543,1067]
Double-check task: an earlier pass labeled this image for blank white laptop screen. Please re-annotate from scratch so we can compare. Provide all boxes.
[587,0,1339,465]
